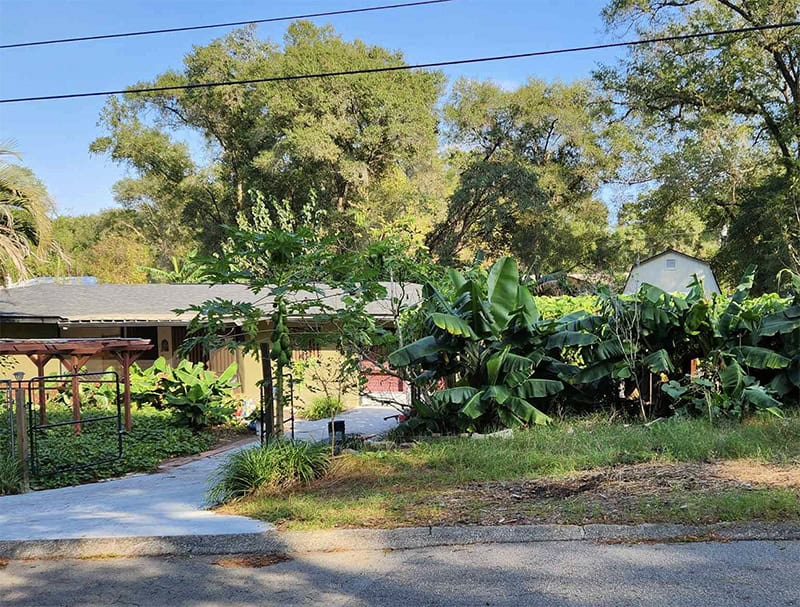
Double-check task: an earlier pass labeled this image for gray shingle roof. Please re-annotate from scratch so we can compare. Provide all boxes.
[0,282,421,324]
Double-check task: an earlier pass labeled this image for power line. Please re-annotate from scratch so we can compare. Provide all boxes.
[2,21,797,104]
[0,0,459,50]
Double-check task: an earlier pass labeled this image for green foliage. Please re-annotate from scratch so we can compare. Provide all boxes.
[427,78,627,276]
[301,396,345,421]
[0,147,56,280]
[46,377,118,411]
[534,295,597,320]
[390,257,572,433]
[208,440,330,504]
[600,0,800,290]
[130,357,239,430]
[91,23,444,255]
[0,405,215,490]
[391,257,800,434]
[0,451,22,495]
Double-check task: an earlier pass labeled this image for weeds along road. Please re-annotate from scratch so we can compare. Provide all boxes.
[2,538,798,606]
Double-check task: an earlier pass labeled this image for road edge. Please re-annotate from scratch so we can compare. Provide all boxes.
[2,522,799,559]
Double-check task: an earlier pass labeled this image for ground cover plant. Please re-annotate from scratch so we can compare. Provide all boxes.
[0,403,216,490]
[220,412,800,529]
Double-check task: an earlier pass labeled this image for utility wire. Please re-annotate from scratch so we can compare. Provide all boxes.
[2,21,798,104]
[0,0,458,49]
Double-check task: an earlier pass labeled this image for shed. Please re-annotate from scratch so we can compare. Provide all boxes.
[623,249,721,296]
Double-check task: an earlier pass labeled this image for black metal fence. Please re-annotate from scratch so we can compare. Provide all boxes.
[25,371,124,477]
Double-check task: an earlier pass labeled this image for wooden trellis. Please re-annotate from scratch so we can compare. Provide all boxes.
[0,338,152,432]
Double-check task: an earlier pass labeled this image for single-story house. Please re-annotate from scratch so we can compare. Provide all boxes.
[623,249,721,297]
[0,277,420,408]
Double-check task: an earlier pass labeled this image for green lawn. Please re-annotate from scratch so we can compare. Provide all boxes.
[1,404,218,491]
[222,413,800,529]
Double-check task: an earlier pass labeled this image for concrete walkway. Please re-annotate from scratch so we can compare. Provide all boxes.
[0,407,397,541]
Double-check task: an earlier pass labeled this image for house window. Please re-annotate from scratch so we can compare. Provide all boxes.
[665,258,677,270]
[293,339,321,361]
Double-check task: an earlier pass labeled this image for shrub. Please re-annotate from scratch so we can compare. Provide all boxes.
[130,357,239,430]
[534,295,597,319]
[208,441,330,504]
[0,451,22,495]
[301,396,344,421]
[390,258,800,434]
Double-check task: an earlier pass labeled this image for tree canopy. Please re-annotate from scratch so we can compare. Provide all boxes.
[12,7,800,293]
[90,22,445,255]
[0,148,56,281]
[598,0,800,290]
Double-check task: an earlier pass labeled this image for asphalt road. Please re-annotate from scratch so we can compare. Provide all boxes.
[2,539,798,606]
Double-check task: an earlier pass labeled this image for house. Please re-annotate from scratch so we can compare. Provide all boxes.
[623,249,721,296]
[0,278,419,407]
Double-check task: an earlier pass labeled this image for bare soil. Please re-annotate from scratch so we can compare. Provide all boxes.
[212,554,292,568]
[429,460,800,526]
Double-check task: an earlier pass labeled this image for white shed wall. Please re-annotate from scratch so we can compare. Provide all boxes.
[624,254,720,296]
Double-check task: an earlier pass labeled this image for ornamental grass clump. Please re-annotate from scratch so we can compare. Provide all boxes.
[208,440,330,504]
[301,396,345,421]
[0,452,22,495]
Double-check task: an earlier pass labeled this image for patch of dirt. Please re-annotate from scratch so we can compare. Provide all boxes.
[600,532,730,545]
[0,558,8,569]
[430,460,800,526]
[713,460,800,488]
[212,554,292,568]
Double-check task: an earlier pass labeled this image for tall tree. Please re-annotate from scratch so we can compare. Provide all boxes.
[32,209,154,283]
[599,0,800,290]
[91,22,444,258]
[427,78,626,276]
[0,148,55,281]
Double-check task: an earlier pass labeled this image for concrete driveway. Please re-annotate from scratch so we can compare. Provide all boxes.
[2,539,798,606]
[0,407,397,541]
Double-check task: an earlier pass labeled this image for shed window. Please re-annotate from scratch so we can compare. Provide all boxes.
[665,258,677,270]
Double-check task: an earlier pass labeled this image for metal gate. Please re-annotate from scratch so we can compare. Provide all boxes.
[258,374,295,444]
[25,371,124,477]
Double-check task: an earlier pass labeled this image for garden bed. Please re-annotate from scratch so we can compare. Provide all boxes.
[220,413,800,529]
[1,405,240,491]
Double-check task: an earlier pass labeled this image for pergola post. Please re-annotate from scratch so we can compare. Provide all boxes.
[59,353,92,435]
[26,353,53,425]
[111,350,146,432]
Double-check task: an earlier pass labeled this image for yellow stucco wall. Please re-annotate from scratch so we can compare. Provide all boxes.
[0,322,362,412]
[292,347,360,411]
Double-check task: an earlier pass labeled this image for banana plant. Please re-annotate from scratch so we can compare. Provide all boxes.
[389,257,570,432]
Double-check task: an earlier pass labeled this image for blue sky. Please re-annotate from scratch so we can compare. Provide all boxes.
[0,0,623,216]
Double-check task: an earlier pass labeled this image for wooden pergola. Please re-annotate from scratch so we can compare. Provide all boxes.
[0,338,152,432]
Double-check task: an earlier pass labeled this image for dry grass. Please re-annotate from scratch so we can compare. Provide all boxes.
[222,414,800,530]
